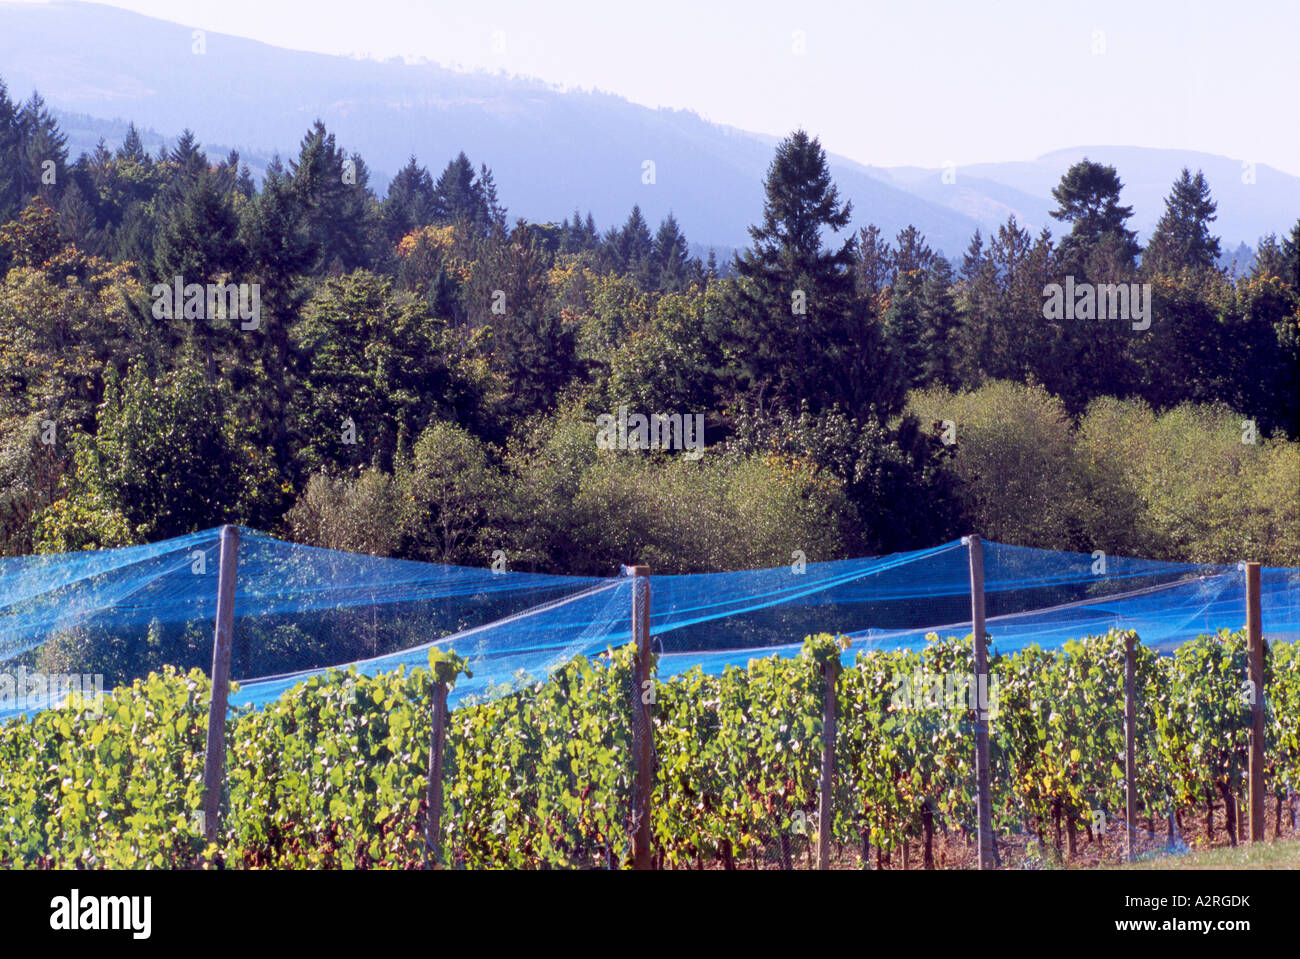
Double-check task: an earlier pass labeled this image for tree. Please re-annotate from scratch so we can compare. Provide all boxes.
[0,196,62,269]
[117,123,148,165]
[854,223,894,301]
[399,421,506,565]
[16,92,68,205]
[477,163,507,231]
[288,120,379,273]
[731,129,900,419]
[289,270,475,475]
[1144,168,1222,274]
[466,225,580,422]
[1050,158,1140,270]
[0,80,21,225]
[66,359,240,541]
[607,205,653,280]
[56,178,99,251]
[431,152,482,226]
[650,212,693,292]
[153,168,244,280]
[381,156,437,243]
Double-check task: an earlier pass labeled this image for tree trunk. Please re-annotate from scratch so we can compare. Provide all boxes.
[779,833,793,870]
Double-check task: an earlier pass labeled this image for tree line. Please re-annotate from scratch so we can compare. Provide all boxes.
[0,76,1296,574]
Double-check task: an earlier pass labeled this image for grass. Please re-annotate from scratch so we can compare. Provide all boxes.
[1095,837,1300,870]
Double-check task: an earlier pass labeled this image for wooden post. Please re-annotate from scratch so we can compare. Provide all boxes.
[965,535,995,869]
[425,681,449,866]
[1245,562,1265,843]
[816,656,840,869]
[1124,632,1137,862]
[201,524,239,843]
[629,565,654,869]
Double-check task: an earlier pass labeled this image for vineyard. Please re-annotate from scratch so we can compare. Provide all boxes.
[2,628,1297,869]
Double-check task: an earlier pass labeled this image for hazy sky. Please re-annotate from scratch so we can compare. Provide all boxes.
[17,0,1300,175]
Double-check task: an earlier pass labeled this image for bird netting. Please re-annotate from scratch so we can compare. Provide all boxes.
[1,527,1296,720]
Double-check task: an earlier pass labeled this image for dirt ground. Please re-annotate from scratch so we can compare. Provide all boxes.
[665,794,1300,869]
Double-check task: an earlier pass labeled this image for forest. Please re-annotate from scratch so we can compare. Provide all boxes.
[0,76,1297,581]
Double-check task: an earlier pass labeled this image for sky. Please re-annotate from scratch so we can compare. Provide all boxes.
[13,0,1300,175]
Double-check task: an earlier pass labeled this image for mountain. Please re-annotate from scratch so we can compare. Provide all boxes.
[2,1,1296,256]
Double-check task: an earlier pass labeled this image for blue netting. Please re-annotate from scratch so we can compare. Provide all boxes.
[1,529,1297,719]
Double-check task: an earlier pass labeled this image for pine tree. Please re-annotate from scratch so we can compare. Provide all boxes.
[1050,158,1140,270]
[1143,168,1221,274]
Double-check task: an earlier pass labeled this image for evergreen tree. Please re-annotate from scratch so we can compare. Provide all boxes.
[1050,158,1140,270]
[476,163,507,231]
[611,205,653,279]
[56,178,99,250]
[0,80,21,224]
[17,92,68,204]
[1144,168,1221,274]
[854,223,894,299]
[431,152,483,226]
[651,212,692,292]
[235,163,255,201]
[893,225,935,277]
[920,256,961,387]
[1283,220,1300,287]
[288,121,378,273]
[465,225,579,423]
[731,130,899,419]
[381,156,437,242]
[117,122,148,165]
[153,168,247,379]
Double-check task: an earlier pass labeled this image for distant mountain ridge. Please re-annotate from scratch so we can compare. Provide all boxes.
[3,1,1296,255]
